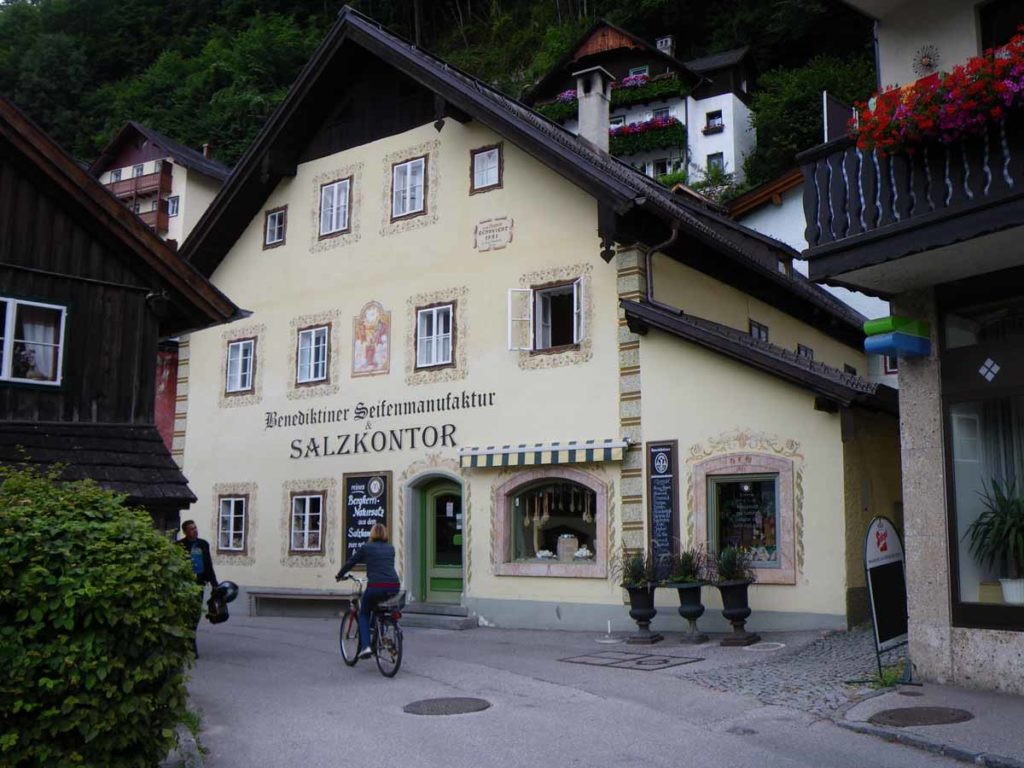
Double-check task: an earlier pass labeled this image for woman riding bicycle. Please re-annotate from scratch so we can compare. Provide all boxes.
[335,523,399,659]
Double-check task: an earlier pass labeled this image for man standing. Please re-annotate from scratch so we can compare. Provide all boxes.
[178,520,218,657]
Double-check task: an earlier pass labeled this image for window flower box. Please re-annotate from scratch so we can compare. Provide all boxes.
[534,74,689,124]
[609,116,685,155]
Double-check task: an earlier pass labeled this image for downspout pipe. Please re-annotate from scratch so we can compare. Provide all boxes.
[643,224,682,314]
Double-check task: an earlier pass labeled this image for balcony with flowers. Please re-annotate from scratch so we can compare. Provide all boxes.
[609,114,685,155]
[534,72,689,124]
[798,31,1024,294]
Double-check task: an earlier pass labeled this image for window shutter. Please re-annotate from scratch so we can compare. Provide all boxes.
[507,288,533,351]
[573,277,584,344]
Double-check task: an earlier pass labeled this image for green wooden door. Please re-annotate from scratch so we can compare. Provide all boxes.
[420,481,463,604]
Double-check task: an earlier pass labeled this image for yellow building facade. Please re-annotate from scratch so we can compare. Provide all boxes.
[179,8,900,632]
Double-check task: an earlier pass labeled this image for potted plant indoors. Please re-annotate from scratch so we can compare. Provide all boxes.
[615,547,663,644]
[713,547,760,647]
[663,547,708,644]
[964,479,1024,605]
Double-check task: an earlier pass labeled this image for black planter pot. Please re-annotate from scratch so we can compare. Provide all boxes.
[624,584,663,644]
[665,581,707,644]
[716,580,760,646]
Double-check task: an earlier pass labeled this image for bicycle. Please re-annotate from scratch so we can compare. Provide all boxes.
[338,574,405,677]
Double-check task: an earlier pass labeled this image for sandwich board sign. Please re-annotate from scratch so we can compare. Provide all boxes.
[864,516,908,675]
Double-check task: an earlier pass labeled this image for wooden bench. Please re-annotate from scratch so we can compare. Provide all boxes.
[246,587,355,617]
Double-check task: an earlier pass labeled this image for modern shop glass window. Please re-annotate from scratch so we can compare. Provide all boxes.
[225,338,254,393]
[509,480,597,562]
[0,298,66,385]
[290,493,323,553]
[218,496,247,552]
[707,475,779,566]
[296,326,329,384]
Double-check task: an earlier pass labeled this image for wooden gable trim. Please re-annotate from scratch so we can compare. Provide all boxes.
[573,25,642,59]
[727,167,804,218]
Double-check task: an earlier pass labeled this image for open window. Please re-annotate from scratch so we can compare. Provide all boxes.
[508,278,583,352]
[0,297,67,385]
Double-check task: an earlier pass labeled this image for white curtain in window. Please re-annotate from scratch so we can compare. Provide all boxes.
[17,306,58,380]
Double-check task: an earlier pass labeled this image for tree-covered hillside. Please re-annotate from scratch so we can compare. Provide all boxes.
[0,0,877,185]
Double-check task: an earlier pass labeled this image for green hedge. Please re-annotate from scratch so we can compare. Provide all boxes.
[0,467,199,768]
[610,121,686,155]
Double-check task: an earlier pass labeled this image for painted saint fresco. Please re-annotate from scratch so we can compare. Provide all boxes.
[352,301,390,376]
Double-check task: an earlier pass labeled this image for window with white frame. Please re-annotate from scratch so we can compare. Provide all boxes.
[628,65,649,76]
[167,196,179,217]
[653,158,670,177]
[218,496,247,552]
[0,297,66,385]
[471,145,501,192]
[609,115,626,129]
[225,338,255,394]
[653,107,670,120]
[290,493,323,553]
[132,164,145,178]
[416,304,453,368]
[884,355,899,374]
[264,206,287,247]
[392,156,426,219]
[296,325,329,384]
[707,152,725,174]
[110,168,122,182]
[507,279,583,352]
[706,110,724,129]
[319,178,350,237]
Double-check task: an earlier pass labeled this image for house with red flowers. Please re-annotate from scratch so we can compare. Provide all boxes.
[798,0,1024,693]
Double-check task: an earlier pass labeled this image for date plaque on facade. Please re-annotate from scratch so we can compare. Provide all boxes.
[474,217,514,252]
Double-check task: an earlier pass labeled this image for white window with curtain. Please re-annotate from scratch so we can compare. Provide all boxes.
[507,279,583,352]
[392,157,426,218]
[290,493,323,552]
[416,304,453,368]
[0,298,66,385]
[319,179,350,236]
[225,339,254,393]
[218,496,246,552]
[297,326,329,383]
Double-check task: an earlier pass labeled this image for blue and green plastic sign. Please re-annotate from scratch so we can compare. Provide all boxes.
[863,316,931,358]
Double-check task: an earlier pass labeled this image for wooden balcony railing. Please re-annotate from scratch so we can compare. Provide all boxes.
[106,160,172,201]
[799,113,1024,252]
[138,198,169,234]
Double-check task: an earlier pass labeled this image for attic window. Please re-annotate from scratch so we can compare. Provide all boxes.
[471,145,502,193]
[628,65,649,77]
[749,319,769,342]
[797,344,814,360]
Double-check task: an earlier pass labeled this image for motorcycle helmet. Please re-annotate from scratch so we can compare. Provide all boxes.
[214,580,239,603]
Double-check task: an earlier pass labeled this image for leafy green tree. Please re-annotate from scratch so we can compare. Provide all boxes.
[0,467,199,768]
[743,54,876,186]
[12,33,92,153]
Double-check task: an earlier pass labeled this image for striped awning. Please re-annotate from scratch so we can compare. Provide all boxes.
[458,439,629,469]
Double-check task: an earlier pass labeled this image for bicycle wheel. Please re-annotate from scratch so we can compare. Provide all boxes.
[374,618,403,677]
[339,611,360,666]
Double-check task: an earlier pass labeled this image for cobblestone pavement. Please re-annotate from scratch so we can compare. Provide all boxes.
[676,626,907,716]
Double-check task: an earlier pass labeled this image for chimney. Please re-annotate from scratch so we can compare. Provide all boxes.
[656,35,675,58]
[202,143,212,159]
[572,66,614,153]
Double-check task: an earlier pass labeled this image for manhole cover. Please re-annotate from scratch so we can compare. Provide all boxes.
[404,697,491,716]
[869,707,974,727]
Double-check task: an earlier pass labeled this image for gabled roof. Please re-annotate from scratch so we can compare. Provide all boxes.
[524,18,703,105]
[181,6,864,347]
[0,97,241,336]
[726,167,804,218]
[621,299,896,413]
[90,121,232,182]
[684,46,751,74]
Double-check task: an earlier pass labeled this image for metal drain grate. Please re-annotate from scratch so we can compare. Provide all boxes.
[868,707,974,727]
[561,651,702,671]
[404,697,491,716]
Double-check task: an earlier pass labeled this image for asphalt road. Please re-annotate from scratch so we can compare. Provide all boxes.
[189,616,962,768]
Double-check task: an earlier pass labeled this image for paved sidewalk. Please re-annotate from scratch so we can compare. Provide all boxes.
[841,684,1024,768]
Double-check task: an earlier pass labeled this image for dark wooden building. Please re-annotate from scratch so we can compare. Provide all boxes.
[0,97,241,530]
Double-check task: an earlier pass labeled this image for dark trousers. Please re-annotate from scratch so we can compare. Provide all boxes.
[359,587,398,649]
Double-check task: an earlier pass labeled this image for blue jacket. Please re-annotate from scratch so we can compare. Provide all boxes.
[337,542,399,585]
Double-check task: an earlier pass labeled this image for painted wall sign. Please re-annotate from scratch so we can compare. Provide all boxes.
[864,516,909,653]
[264,390,497,430]
[474,216,514,252]
[342,471,391,564]
[289,423,456,459]
[647,440,679,580]
[352,301,391,377]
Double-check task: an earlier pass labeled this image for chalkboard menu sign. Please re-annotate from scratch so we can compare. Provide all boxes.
[647,441,679,579]
[864,516,908,652]
[342,472,391,565]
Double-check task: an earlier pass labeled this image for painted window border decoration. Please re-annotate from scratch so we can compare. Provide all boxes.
[287,310,341,400]
[288,490,325,555]
[279,477,338,568]
[491,467,610,579]
[210,482,258,567]
[380,139,440,238]
[309,162,363,254]
[216,494,249,555]
[516,262,593,370]
[218,324,265,409]
[405,286,468,386]
[686,430,804,585]
[470,143,503,194]
[352,300,391,378]
[415,302,455,370]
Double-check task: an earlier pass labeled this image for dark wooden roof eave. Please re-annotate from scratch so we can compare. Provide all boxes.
[620,298,897,414]
[0,99,239,332]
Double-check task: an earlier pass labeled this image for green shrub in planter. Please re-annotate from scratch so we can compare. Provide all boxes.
[0,467,199,768]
